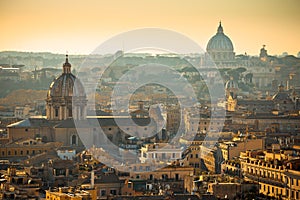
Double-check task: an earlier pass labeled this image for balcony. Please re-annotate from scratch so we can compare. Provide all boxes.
[244,173,285,187]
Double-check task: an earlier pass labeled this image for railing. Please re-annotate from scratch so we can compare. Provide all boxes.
[244,173,285,187]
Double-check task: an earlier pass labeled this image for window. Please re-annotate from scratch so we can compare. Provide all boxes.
[149,174,153,180]
[110,190,117,195]
[101,190,106,196]
[55,108,59,117]
[68,108,72,117]
[80,107,84,117]
[162,174,168,180]
[175,173,179,181]
[71,135,77,145]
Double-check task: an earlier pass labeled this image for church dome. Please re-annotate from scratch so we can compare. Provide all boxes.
[46,55,87,120]
[207,22,234,52]
[47,55,86,98]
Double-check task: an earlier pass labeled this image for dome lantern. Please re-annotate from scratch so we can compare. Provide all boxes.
[63,54,71,74]
[217,21,223,34]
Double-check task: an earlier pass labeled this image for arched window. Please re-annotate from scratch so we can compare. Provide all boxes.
[71,135,77,145]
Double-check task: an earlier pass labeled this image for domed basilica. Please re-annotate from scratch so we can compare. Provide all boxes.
[7,56,88,151]
[46,55,87,120]
[7,56,158,152]
[206,22,235,66]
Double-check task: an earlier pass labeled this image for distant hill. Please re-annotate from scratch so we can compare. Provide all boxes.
[0,89,47,107]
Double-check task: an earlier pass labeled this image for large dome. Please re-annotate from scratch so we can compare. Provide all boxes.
[206,22,234,52]
[46,55,87,120]
[47,74,85,98]
[206,22,235,65]
[47,56,85,98]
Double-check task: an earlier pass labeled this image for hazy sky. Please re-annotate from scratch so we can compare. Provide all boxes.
[1,0,299,56]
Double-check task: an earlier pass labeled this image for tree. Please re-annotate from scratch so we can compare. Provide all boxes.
[227,67,246,81]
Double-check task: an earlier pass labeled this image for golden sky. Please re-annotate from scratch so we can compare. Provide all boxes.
[1,0,299,56]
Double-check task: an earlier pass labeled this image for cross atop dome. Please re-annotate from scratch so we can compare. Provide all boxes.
[217,21,223,34]
[63,54,71,74]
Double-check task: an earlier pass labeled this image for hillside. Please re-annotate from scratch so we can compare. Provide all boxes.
[0,89,47,107]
